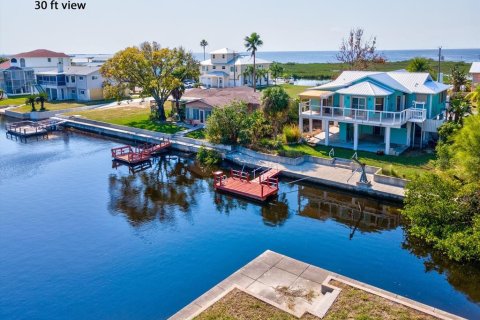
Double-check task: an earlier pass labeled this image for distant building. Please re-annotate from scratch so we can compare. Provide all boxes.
[178,87,261,124]
[0,49,72,96]
[298,70,451,155]
[470,62,480,89]
[199,48,271,88]
[36,65,104,101]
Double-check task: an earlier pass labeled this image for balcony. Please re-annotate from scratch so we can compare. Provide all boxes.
[299,102,426,127]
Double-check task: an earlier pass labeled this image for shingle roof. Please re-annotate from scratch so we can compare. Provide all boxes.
[36,66,100,76]
[0,60,11,69]
[337,81,394,96]
[14,49,70,58]
[182,87,261,107]
[470,62,480,73]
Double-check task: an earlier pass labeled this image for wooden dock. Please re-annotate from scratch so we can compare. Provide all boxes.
[111,139,171,165]
[213,168,281,201]
[5,119,65,142]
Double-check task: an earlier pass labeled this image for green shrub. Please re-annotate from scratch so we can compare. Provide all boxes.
[277,149,304,158]
[196,146,221,166]
[283,124,301,143]
[259,137,283,150]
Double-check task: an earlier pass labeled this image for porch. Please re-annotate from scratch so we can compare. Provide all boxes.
[200,71,228,88]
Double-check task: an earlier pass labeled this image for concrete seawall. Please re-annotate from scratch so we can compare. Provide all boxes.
[57,116,406,201]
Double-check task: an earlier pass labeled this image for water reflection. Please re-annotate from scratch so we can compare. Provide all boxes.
[108,154,209,226]
[296,185,400,237]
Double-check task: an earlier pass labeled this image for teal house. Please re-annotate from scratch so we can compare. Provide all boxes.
[298,70,450,155]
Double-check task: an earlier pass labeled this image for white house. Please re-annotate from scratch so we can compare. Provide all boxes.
[470,62,480,89]
[8,49,71,73]
[199,48,271,88]
[36,65,104,101]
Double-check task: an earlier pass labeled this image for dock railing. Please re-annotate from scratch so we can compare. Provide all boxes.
[230,169,249,182]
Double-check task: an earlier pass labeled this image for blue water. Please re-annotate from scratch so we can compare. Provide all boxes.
[0,118,479,319]
[72,48,480,65]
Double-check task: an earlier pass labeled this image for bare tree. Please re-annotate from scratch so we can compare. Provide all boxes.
[336,28,385,70]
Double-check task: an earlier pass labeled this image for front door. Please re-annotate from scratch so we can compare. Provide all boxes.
[346,123,354,142]
[199,110,205,123]
[375,97,384,111]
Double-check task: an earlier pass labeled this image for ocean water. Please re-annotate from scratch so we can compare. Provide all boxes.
[72,48,480,65]
[0,116,479,320]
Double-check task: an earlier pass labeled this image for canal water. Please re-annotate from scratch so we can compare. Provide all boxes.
[0,117,479,319]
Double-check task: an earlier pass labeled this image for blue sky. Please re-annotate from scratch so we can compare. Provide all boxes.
[1,0,479,54]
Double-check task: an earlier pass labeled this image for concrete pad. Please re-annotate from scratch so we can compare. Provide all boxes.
[217,271,255,290]
[300,265,330,284]
[290,277,323,298]
[257,250,284,266]
[275,256,309,276]
[240,260,272,280]
[168,302,202,320]
[247,281,284,305]
[257,267,298,288]
[191,285,225,308]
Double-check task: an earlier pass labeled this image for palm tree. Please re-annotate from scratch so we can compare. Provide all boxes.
[200,39,208,60]
[0,88,5,100]
[36,92,48,111]
[256,68,268,87]
[25,95,37,112]
[269,62,284,85]
[244,32,263,92]
[171,84,185,120]
[407,57,433,73]
[448,96,471,123]
[466,86,480,108]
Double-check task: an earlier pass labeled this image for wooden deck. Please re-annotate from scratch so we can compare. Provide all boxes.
[5,119,65,142]
[111,140,171,165]
[213,168,281,201]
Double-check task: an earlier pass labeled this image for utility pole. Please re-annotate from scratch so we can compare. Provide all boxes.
[233,50,236,87]
[438,46,442,82]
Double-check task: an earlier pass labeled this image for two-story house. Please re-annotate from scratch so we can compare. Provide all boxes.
[0,49,72,96]
[470,62,480,89]
[199,48,271,88]
[36,65,104,101]
[298,70,450,155]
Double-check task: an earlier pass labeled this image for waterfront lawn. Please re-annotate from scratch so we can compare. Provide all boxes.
[194,286,436,320]
[0,95,30,107]
[185,128,206,139]
[66,105,186,134]
[279,84,310,98]
[14,101,98,113]
[280,143,435,179]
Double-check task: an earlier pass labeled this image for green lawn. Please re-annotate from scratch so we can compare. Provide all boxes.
[280,143,435,179]
[65,104,186,134]
[280,60,472,81]
[0,95,30,107]
[185,128,206,139]
[279,84,310,98]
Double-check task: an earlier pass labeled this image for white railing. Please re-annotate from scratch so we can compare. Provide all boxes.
[299,102,426,126]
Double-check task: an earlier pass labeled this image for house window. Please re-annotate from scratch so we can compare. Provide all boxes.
[71,76,75,82]
[192,108,200,120]
[222,66,225,70]
[396,96,402,111]
[80,90,85,94]
[375,97,384,111]
[66,77,69,83]
[212,54,216,59]
[20,58,25,67]
[202,66,206,71]
[71,89,76,94]
[92,76,98,80]
[222,54,225,59]
[48,58,51,62]
[230,67,234,72]
[440,91,447,103]
[11,58,17,63]
[79,76,84,80]
[351,97,366,109]
[212,66,216,70]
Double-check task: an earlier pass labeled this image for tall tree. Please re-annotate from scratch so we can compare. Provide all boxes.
[450,63,467,92]
[269,62,284,85]
[407,57,433,73]
[101,42,199,121]
[261,86,290,137]
[200,39,208,61]
[171,84,185,119]
[336,28,384,70]
[244,32,263,92]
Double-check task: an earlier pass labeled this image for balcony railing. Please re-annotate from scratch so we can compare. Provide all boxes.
[299,102,426,126]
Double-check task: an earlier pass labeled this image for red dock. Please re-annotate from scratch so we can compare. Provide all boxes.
[111,139,171,164]
[213,168,281,201]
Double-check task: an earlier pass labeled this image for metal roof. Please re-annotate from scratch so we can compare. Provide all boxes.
[210,48,236,54]
[36,66,101,76]
[298,90,335,99]
[470,62,480,73]
[336,81,394,96]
